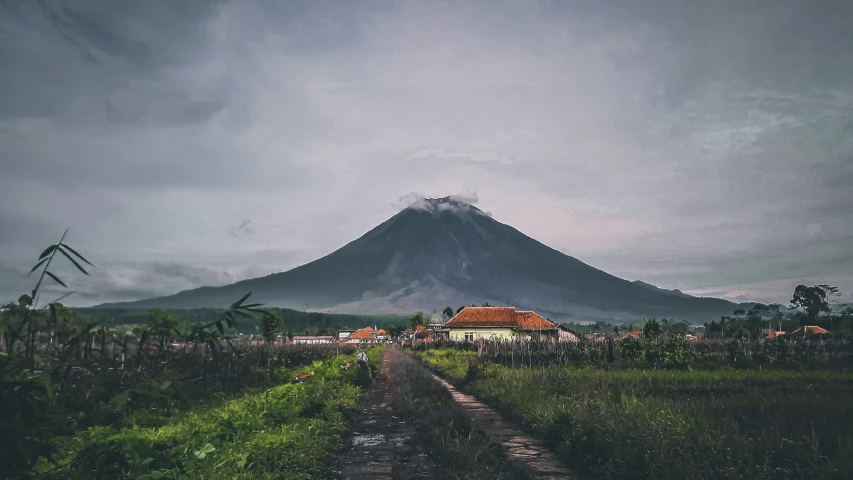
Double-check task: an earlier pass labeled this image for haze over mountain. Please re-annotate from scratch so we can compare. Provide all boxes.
[95,197,749,323]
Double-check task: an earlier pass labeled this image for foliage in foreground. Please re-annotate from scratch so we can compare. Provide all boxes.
[0,230,379,479]
[415,348,853,480]
[43,347,385,479]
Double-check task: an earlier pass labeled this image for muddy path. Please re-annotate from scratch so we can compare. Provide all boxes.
[335,347,442,480]
[428,370,578,479]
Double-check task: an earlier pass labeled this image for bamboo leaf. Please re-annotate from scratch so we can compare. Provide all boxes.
[216,321,224,335]
[229,292,252,310]
[44,271,68,288]
[57,243,95,267]
[242,303,264,309]
[29,257,49,274]
[38,245,57,261]
[56,247,89,275]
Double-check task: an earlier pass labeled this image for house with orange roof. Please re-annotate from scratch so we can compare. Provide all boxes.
[788,325,830,337]
[374,328,389,341]
[444,307,561,341]
[345,327,378,344]
[763,330,786,340]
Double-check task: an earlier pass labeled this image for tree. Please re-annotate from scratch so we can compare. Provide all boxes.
[790,285,831,324]
[643,318,661,340]
[481,301,492,307]
[145,308,182,340]
[456,306,465,314]
[387,324,406,337]
[746,303,771,338]
[443,306,454,318]
[409,311,425,328]
[818,285,842,333]
[705,319,722,337]
[261,311,281,342]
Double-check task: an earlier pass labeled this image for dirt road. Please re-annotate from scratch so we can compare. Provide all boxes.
[336,348,441,480]
[337,346,577,479]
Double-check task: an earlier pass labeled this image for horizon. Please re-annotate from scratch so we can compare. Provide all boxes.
[1,1,852,308]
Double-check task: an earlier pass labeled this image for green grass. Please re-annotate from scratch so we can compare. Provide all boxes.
[389,350,529,480]
[44,346,387,479]
[415,348,853,480]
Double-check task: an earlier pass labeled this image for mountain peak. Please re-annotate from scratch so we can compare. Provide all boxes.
[405,196,486,216]
[95,198,743,322]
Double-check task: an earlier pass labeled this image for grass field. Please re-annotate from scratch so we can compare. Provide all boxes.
[40,346,386,480]
[415,347,853,480]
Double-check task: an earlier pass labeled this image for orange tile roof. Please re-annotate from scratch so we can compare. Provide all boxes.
[376,329,388,335]
[444,307,558,330]
[516,311,557,330]
[347,328,377,340]
[789,326,830,335]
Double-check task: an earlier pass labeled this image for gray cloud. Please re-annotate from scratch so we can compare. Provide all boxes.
[1,0,851,306]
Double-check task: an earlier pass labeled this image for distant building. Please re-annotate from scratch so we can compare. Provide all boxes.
[345,327,378,344]
[291,335,335,344]
[444,307,561,341]
[788,326,830,337]
[762,329,785,340]
[427,310,447,330]
[557,325,579,343]
[338,330,355,339]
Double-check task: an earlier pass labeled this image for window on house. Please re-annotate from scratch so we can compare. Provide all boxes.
[464,332,474,341]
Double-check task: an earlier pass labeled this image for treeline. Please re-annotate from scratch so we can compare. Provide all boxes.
[75,307,408,336]
[559,285,853,340]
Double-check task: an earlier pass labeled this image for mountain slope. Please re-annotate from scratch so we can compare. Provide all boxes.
[94,197,747,322]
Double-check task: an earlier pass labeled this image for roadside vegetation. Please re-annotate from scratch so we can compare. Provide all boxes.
[45,349,386,479]
[0,229,386,479]
[413,344,853,480]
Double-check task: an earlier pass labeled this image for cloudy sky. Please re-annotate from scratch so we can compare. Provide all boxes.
[1,0,852,308]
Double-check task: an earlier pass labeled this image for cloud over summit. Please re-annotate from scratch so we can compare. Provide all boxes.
[1,0,851,306]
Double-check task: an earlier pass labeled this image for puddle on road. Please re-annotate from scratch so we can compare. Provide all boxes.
[352,434,385,447]
[389,434,408,448]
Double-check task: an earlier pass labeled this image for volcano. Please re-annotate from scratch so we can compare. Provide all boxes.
[94,197,746,322]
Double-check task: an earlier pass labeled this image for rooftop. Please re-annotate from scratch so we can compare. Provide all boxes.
[445,307,558,330]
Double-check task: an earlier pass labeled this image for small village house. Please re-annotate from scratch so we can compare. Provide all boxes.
[345,327,378,344]
[444,307,564,341]
[557,325,579,342]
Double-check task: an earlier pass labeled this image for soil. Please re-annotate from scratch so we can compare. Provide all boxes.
[336,346,578,479]
[335,348,442,479]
